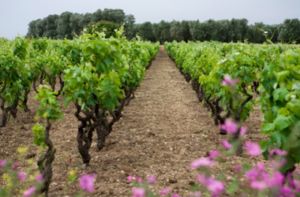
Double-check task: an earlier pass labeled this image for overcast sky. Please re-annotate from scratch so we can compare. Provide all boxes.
[0,0,299,39]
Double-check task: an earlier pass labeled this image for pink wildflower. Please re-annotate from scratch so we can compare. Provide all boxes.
[23,186,36,197]
[209,150,220,159]
[244,141,261,156]
[0,160,6,167]
[18,171,26,181]
[197,175,225,196]
[13,162,19,170]
[222,140,232,149]
[273,148,288,156]
[36,174,43,182]
[220,120,238,134]
[235,165,242,171]
[190,157,215,169]
[171,194,181,197]
[160,188,170,195]
[131,187,146,197]
[127,175,134,182]
[221,75,239,86]
[136,177,143,183]
[240,126,247,135]
[79,174,96,193]
[147,175,156,184]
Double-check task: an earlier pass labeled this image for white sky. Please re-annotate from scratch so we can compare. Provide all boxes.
[0,0,299,39]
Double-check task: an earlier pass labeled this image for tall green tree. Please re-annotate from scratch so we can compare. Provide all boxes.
[44,15,59,38]
[124,14,136,40]
[102,9,125,24]
[139,22,155,42]
[278,18,300,43]
[56,12,73,39]
[70,13,83,37]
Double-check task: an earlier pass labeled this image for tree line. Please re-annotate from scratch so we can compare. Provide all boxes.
[27,8,135,40]
[137,18,300,44]
[27,9,300,44]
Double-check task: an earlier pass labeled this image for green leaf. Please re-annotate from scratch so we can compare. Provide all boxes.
[275,70,290,83]
[261,123,275,134]
[274,115,291,130]
[226,179,239,195]
[273,88,289,102]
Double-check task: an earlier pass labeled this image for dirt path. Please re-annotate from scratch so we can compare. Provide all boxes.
[0,46,264,196]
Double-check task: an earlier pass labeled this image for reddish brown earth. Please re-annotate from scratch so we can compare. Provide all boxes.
[0,46,267,196]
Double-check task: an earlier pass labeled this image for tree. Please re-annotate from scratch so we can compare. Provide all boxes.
[36,19,47,38]
[91,9,102,22]
[124,14,136,40]
[44,15,59,38]
[170,20,184,41]
[139,22,155,42]
[70,13,83,37]
[79,13,92,30]
[27,20,39,38]
[101,9,125,24]
[278,19,300,43]
[56,12,73,39]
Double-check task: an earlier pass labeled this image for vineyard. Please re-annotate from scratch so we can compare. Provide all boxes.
[1,32,300,197]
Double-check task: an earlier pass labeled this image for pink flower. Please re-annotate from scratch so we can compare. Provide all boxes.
[222,140,232,149]
[36,174,43,182]
[273,148,287,156]
[221,75,239,86]
[147,175,156,184]
[197,175,224,196]
[220,120,238,134]
[235,165,242,171]
[0,160,6,167]
[190,157,215,169]
[160,188,170,195]
[209,150,220,159]
[136,177,143,183]
[240,126,247,135]
[171,194,181,197]
[127,175,134,182]
[270,159,286,168]
[23,186,36,197]
[13,162,19,170]
[18,171,26,181]
[244,141,261,156]
[131,187,146,197]
[79,174,96,193]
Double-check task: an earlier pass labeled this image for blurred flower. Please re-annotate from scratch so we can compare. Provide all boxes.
[13,162,19,170]
[127,175,134,182]
[190,191,201,197]
[131,187,145,197]
[244,141,261,156]
[209,150,220,159]
[220,120,238,134]
[79,174,96,193]
[147,175,156,184]
[235,165,242,171]
[18,171,26,181]
[23,186,36,197]
[222,140,232,149]
[171,193,181,197]
[221,75,239,86]
[190,157,215,169]
[0,160,6,167]
[160,188,170,195]
[36,174,43,182]
[197,175,224,196]
[240,126,247,135]
[136,177,143,183]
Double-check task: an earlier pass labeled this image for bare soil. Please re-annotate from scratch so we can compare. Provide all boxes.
[0,46,267,196]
